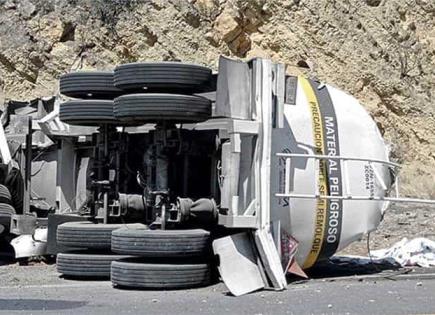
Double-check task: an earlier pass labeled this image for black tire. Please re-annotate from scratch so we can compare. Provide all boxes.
[111,228,211,257]
[60,71,122,99]
[114,94,211,123]
[114,62,212,93]
[4,168,24,214]
[57,252,131,278]
[0,203,15,231]
[0,185,11,204]
[59,100,117,126]
[111,258,211,289]
[57,222,144,250]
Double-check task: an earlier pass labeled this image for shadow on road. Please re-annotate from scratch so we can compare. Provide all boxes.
[0,299,86,311]
[285,257,404,283]
[305,258,400,279]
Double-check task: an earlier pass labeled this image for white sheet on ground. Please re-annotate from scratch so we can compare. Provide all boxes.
[369,237,435,268]
[332,238,435,268]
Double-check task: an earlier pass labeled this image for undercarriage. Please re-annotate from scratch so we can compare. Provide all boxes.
[82,123,220,228]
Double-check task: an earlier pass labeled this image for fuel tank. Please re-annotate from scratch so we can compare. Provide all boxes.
[270,76,392,268]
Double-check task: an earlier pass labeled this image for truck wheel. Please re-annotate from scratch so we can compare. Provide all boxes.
[111,258,211,289]
[113,94,211,123]
[4,168,24,214]
[0,185,11,204]
[114,62,212,93]
[59,100,118,126]
[57,252,131,278]
[111,228,211,257]
[60,71,122,99]
[0,203,15,232]
[57,222,145,250]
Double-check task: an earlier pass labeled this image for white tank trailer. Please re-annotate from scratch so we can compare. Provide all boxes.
[270,77,392,268]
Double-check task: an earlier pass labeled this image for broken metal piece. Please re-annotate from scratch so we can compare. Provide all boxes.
[254,229,287,290]
[11,227,48,259]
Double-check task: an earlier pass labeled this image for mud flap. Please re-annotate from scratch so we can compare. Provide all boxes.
[212,232,265,296]
[213,229,287,296]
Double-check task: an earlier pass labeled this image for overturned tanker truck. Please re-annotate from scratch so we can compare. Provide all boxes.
[1,56,434,295]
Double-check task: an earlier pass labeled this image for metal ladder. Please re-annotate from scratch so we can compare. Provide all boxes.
[275,152,435,205]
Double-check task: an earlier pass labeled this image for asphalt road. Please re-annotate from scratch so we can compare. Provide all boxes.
[0,274,435,315]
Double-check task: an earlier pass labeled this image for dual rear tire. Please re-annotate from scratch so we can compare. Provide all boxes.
[59,94,211,126]
[59,63,213,127]
[56,222,213,289]
[110,227,212,289]
[56,222,143,278]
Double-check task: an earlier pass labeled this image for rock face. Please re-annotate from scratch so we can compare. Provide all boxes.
[0,0,434,197]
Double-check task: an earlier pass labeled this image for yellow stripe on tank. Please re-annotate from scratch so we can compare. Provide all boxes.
[299,76,329,269]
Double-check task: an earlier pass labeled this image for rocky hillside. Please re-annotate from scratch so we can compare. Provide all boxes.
[0,0,434,197]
